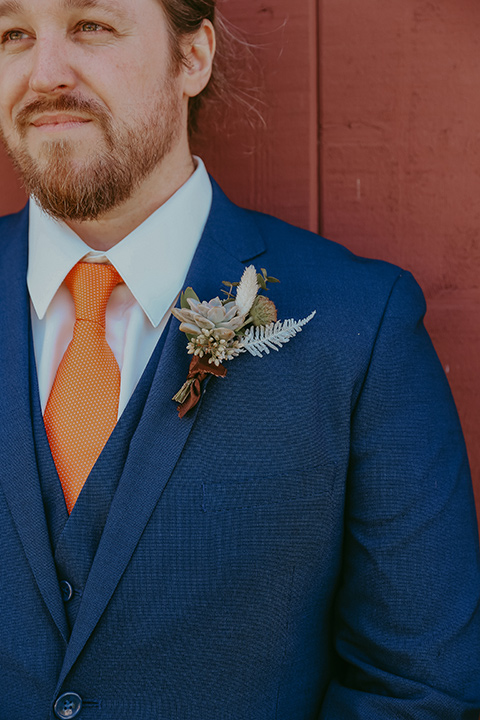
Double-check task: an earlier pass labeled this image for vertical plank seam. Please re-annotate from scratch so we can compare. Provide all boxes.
[315,0,322,235]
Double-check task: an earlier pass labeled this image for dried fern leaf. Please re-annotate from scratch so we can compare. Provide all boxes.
[240,311,316,357]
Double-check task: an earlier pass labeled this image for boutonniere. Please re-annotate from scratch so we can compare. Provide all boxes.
[171,266,316,417]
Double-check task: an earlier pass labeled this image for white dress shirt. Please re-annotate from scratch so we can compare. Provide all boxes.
[28,157,212,418]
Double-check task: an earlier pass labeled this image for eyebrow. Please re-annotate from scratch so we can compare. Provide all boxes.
[0,0,22,21]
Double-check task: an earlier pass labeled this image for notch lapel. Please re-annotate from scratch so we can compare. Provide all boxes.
[57,182,267,685]
[0,207,69,643]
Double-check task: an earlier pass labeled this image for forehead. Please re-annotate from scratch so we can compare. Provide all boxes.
[0,0,151,20]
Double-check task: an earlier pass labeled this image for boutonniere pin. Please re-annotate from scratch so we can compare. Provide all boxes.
[171,266,316,417]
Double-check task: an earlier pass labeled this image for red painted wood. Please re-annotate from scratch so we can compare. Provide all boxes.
[320,0,480,516]
[193,0,319,232]
[0,145,26,216]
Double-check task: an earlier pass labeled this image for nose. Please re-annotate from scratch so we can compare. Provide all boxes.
[28,37,77,95]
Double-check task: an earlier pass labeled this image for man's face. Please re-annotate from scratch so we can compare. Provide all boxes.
[0,0,188,220]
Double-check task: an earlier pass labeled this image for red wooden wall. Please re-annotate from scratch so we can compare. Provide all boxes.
[318,0,480,519]
[194,0,320,232]
[0,145,25,215]
[0,0,478,519]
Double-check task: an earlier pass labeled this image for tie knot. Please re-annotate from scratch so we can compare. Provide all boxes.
[65,262,123,326]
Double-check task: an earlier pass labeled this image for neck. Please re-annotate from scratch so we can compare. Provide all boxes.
[65,144,195,252]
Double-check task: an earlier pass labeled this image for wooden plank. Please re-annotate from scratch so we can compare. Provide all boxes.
[0,145,26,216]
[319,0,480,513]
[194,0,319,232]
[427,293,480,520]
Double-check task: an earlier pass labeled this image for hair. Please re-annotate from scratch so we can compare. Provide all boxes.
[159,0,259,135]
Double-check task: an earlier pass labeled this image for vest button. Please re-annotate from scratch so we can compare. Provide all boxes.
[54,692,83,718]
[60,580,74,602]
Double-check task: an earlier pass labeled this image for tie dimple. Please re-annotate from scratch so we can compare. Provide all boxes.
[44,262,123,514]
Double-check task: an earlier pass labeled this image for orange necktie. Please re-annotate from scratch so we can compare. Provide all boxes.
[44,262,123,514]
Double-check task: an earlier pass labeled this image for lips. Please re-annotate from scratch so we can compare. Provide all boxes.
[31,114,91,127]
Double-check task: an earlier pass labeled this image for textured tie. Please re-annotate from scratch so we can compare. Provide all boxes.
[44,262,123,514]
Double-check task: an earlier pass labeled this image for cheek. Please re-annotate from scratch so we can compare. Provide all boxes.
[81,60,152,119]
[0,66,29,130]
[102,67,177,123]
[109,39,174,95]
[0,97,15,137]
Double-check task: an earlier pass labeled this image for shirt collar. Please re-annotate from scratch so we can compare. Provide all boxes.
[27,157,213,326]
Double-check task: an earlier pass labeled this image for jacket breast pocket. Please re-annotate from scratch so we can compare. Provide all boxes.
[201,462,338,513]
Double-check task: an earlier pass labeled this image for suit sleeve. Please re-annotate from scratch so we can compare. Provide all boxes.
[320,271,480,719]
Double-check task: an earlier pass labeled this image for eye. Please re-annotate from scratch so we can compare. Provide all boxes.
[76,21,110,34]
[1,29,30,44]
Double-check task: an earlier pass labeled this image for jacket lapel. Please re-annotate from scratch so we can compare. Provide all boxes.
[58,181,267,685]
[0,206,69,643]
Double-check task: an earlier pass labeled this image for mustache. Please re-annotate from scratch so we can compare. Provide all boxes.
[15,95,111,133]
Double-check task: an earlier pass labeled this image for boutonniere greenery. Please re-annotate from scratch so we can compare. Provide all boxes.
[171,266,316,417]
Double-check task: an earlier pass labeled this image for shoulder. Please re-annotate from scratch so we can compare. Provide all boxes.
[207,177,411,309]
[0,205,29,243]
[0,206,29,278]
[237,205,424,330]
[207,179,426,362]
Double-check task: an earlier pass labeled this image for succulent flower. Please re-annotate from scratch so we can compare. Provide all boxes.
[171,298,247,364]
[172,297,245,337]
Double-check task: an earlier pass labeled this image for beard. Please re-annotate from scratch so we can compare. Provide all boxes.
[2,84,181,222]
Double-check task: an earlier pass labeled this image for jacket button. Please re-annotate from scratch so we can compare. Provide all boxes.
[54,692,82,718]
[60,580,74,602]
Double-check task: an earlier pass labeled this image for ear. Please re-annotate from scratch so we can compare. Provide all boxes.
[181,19,216,98]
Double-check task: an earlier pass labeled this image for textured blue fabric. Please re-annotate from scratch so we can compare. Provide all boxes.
[30,328,165,631]
[0,182,479,719]
[29,327,69,552]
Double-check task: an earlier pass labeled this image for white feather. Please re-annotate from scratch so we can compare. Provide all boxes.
[235,265,259,315]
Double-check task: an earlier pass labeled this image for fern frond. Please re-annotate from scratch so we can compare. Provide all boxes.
[240,311,316,357]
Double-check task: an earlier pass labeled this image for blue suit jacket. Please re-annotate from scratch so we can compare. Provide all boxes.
[0,182,479,719]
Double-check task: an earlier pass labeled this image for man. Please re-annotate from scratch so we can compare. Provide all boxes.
[0,0,478,718]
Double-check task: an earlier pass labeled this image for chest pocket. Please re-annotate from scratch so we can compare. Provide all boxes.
[201,462,338,513]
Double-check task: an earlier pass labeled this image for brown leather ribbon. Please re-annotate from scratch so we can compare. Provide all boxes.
[175,356,227,418]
